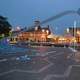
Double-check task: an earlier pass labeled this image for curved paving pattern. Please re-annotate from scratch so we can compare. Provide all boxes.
[0,47,80,80]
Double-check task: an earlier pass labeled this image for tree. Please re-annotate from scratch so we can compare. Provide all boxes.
[0,16,12,37]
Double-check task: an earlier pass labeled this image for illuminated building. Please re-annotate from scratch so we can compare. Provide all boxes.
[11,21,51,42]
[65,27,80,43]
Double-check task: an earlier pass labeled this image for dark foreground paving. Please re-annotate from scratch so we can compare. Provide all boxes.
[67,65,80,80]
[0,46,80,80]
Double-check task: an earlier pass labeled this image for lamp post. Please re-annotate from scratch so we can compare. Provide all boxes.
[73,21,77,53]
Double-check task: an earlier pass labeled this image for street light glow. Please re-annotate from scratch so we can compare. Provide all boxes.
[46,30,49,34]
[16,26,21,31]
[77,31,80,35]
[42,29,45,32]
[66,28,69,33]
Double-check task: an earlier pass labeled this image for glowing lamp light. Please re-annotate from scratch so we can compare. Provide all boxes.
[77,31,80,35]
[16,26,21,31]
[42,29,45,32]
[74,40,77,43]
[66,28,69,33]
[59,38,65,41]
[35,26,38,30]
[7,39,10,42]
[46,30,49,34]
[72,37,77,43]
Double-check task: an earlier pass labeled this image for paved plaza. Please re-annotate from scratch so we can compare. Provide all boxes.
[0,46,80,80]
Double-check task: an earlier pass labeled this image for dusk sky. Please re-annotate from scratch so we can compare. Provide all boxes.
[0,0,80,34]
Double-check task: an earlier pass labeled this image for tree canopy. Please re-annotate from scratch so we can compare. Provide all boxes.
[0,16,12,37]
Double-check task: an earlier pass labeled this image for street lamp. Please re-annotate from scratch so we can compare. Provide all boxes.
[66,28,70,33]
[73,21,77,53]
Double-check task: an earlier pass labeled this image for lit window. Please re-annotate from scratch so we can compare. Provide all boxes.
[7,39,10,42]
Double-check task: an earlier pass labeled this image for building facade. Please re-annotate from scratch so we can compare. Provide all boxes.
[11,21,51,42]
[65,27,80,43]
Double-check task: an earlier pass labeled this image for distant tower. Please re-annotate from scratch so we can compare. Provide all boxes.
[34,20,41,30]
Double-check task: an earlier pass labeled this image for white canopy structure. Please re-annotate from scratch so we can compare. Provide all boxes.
[47,33,58,39]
